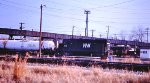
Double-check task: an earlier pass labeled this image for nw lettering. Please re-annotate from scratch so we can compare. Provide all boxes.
[83,43,91,48]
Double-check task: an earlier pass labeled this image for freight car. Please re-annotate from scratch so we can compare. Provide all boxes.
[55,39,107,58]
[0,40,55,55]
[110,46,140,57]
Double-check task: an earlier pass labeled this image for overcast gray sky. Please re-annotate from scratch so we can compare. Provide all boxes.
[0,0,150,40]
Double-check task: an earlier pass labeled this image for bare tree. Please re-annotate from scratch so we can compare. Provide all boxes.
[129,25,144,42]
[119,30,126,40]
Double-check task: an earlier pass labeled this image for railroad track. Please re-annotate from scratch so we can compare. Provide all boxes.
[0,56,150,72]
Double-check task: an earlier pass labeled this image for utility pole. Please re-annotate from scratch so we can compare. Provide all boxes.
[84,10,90,37]
[106,25,110,40]
[99,34,102,38]
[72,26,75,39]
[19,22,25,39]
[32,29,34,40]
[145,28,149,43]
[39,4,46,58]
[32,29,33,36]
[91,29,95,38]
[20,22,25,30]
[114,34,117,39]
[85,28,86,36]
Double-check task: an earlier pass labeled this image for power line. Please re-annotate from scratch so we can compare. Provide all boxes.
[7,0,82,17]
[1,0,38,9]
[1,0,83,16]
[93,16,150,20]
[2,0,150,16]
[94,9,150,15]
[5,0,146,16]
[89,19,150,24]
[90,0,135,9]
[0,1,39,13]
[44,0,150,15]
[1,0,150,25]
[44,0,85,10]
[1,2,150,25]
[112,6,150,11]
[0,1,85,22]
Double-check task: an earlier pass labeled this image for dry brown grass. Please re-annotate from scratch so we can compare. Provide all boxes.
[0,59,149,83]
[13,54,28,81]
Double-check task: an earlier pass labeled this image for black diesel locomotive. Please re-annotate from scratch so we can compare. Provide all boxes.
[56,39,107,58]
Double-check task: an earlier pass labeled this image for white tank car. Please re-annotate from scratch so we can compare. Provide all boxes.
[0,40,55,51]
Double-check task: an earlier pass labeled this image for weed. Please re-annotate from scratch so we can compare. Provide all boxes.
[13,54,28,81]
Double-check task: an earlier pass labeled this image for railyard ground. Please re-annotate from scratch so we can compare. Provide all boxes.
[1,54,150,64]
[0,59,150,83]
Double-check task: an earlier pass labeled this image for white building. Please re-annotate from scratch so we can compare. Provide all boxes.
[140,49,150,60]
